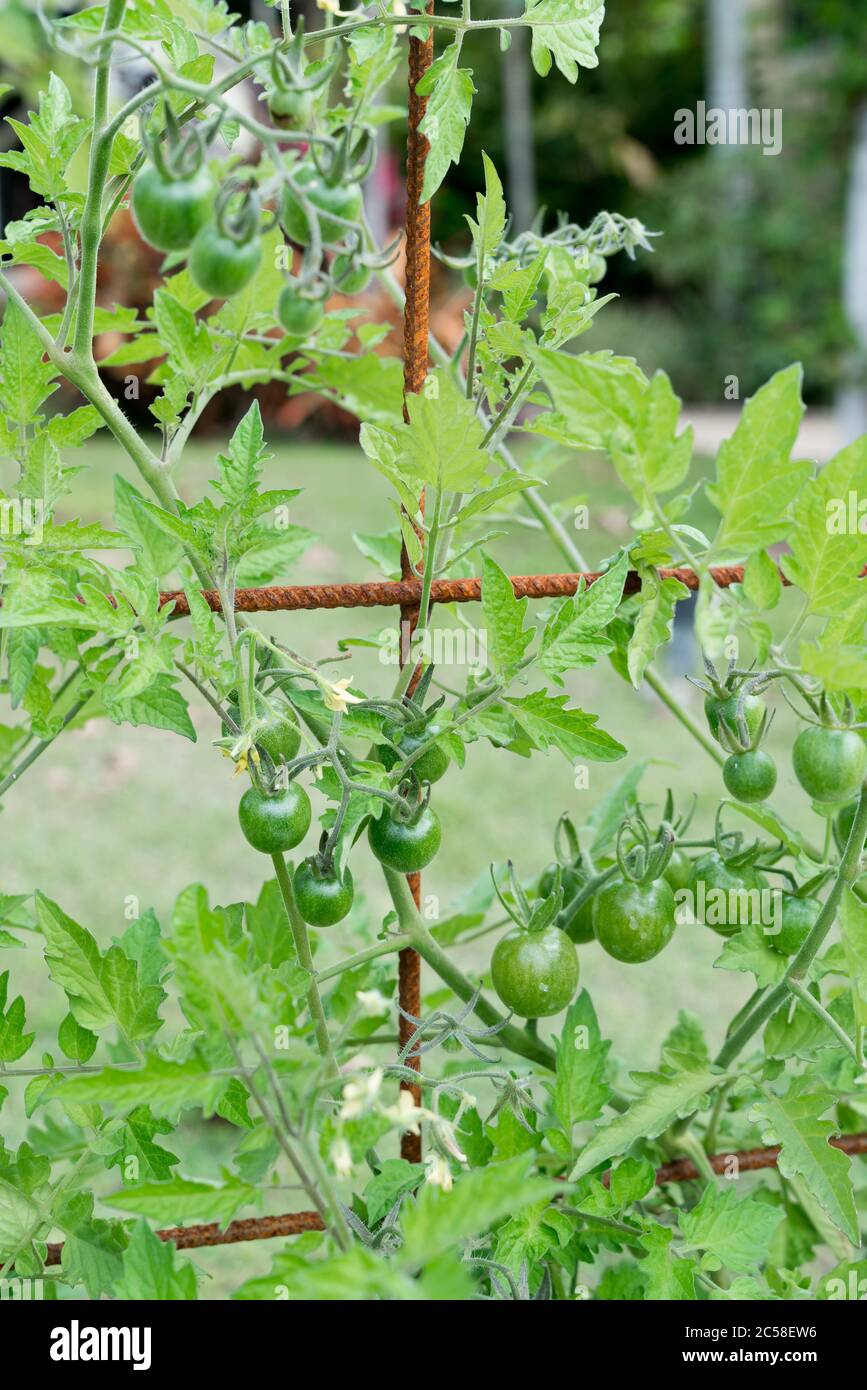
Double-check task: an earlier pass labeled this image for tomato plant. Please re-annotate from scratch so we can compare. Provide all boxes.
[0,0,866,1311]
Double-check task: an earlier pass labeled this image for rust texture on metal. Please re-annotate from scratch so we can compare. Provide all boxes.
[651,1132,867,1187]
[43,1210,326,1266]
[402,0,434,400]
[395,0,435,1165]
[159,564,767,617]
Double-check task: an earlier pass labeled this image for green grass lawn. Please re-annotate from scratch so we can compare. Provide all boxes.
[0,427,825,1296]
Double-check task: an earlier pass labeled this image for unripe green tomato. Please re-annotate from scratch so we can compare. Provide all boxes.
[238,784,311,854]
[268,89,314,128]
[587,253,607,284]
[537,862,562,899]
[688,852,768,936]
[769,894,821,956]
[368,803,441,873]
[835,800,867,854]
[188,223,262,299]
[792,726,867,805]
[277,285,324,337]
[380,723,450,784]
[558,870,595,945]
[256,714,301,763]
[224,704,301,763]
[491,925,579,1018]
[704,692,765,746]
[333,253,372,294]
[722,749,777,803]
[592,878,676,964]
[293,859,354,927]
[663,849,693,892]
[280,167,363,245]
[131,162,216,253]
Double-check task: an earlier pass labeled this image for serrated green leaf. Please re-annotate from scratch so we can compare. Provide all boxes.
[0,971,34,1062]
[399,369,489,493]
[524,0,604,82]
[55,1051,228,1119]
[467,151,506,261]
[417,45,476,202]
[540,552,628,684]
[114,476,182,578]
[505,690,626,762]
[707,365,810,558]
[481,552,535,673]
[114,1218,197,1300]
[625,569,686,689]
[639,1224,698,1299]
[752,1079,858,1243]
[103,674,196,741]
[781,436,867,615]
[742,548,782,611]
[552,989,611,1134]
[680,1185,782,1273]
[105,1175,257,1226]
[714,924,789,989]
[570,1057,723,1180]
[214,401,270,511]
[399,1155,557,1268]
[36,893,164,1042]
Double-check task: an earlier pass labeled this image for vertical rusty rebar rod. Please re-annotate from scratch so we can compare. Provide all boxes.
[397,2,435,1164]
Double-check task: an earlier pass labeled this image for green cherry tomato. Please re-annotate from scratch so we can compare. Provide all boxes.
[293,859,354,927]
[368,802,441,873]
[277,285,325,337]
[769,894,821,956]
[688,851,768,936]
[705,692,765,746]
[592,878,676,964]
[268,89,314,128]
[537,864,594,943]
[238,784,311,854]
[558,871,595,945]
[587,253,607,284]
[835,800,867,854]
[131,162,215,253]
[224,704,301,763]
[257,714,301,763]
[332,253,372,295]
[491,925,579,1018]
[663,849,693,893]
[189,223,262,299]
[280,167,363,245]
[722,749,778,803]
[380,723,450,784]
[793,726,867,805]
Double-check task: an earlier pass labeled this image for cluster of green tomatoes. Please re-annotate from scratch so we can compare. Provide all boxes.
[489,669,867,1021]
[129,78,373,338]
[232,697,448,926]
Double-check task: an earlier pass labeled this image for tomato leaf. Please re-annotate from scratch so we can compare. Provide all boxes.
[752,1079,859,1243]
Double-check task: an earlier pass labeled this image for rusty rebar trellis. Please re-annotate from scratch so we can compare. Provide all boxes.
[159,564,770,617]
[29,17,867,1281]
[38,1134,867,1266]
[394,0,436,1163]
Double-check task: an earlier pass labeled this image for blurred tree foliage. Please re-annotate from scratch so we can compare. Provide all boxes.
[441,0,863,404]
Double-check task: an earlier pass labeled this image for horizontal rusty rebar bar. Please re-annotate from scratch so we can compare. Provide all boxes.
[653,1131,867,1185]
[160,565,755,616]
[37,1132,867,1267]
